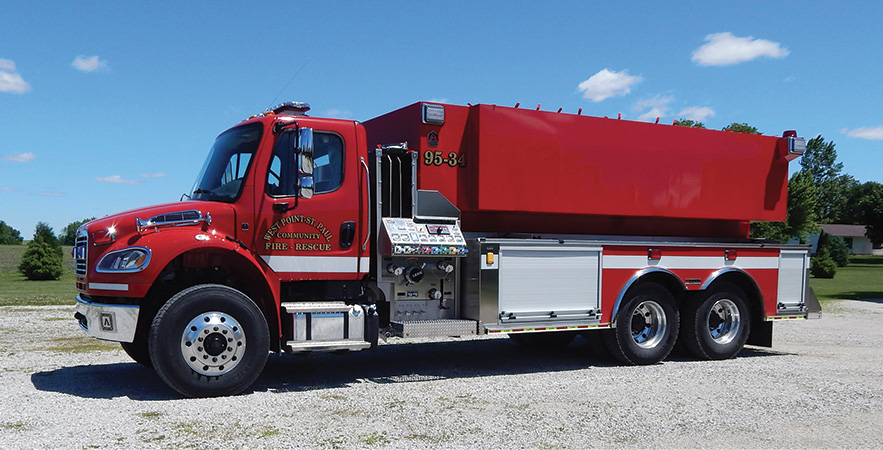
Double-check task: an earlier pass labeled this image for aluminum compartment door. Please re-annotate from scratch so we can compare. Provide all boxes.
[777,250,808,315]
[497,246,601,319]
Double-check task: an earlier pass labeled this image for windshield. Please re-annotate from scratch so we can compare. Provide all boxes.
[190,122,263,202]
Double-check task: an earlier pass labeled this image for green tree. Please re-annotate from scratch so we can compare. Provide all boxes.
[18,235,63,280]
[799,135,856,223]
[33,222,62,256]
[59,218,95,246]
[722,123,759,134]
[751,170,819,243]
[0,220,24,245]
[845,181,883,246]
[673,119,706,128]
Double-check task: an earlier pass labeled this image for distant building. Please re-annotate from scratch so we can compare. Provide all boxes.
[808,224,880,255]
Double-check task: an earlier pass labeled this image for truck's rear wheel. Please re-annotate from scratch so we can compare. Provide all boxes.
[603,283,679,365]
[681,283,750,360]
[148,284,269,397]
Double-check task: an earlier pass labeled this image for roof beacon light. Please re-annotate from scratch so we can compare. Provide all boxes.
[271,101,311,116]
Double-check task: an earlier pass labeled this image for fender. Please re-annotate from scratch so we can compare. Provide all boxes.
[610,267,686,324]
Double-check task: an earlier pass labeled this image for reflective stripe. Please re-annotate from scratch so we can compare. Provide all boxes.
[602,255,779,270]
[261,255,370,273]
[88,283,129,291]
[488,324,610,334]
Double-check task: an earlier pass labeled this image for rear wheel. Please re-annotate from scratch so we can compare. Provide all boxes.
[603,283,679,365]
[681,283,750,360]
[148,284,270,397]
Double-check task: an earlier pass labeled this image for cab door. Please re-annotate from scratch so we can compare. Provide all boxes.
[255,121,365,281]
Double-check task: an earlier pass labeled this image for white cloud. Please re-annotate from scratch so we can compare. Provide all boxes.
[0,58,31,94]
[324,109,352,119]
[72,55,108,72]
[633,95,673,122]
[578,69,642,102]
[677,106,716,122]
[1,187,15,193]
[95,175,141,184]
[140,172,166,179]
[39,192,64,197]
[845,126,883,140]
[1,152,36,163]
[692,32,788,66]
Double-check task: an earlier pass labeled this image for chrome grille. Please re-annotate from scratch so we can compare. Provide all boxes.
[74,232,88,277]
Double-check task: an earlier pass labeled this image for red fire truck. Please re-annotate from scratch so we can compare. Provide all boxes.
[74,101,819,397]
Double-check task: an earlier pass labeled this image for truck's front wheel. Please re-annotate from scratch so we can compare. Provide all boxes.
[148,284,270,397]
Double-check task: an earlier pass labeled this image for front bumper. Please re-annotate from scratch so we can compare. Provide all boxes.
[75,295,140,343]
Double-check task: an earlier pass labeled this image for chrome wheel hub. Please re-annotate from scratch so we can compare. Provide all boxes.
[629,300,667,349]
[707,298,741,345]
[181,312,246,376]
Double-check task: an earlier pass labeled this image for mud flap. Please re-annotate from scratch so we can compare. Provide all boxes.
[804,286,822,319]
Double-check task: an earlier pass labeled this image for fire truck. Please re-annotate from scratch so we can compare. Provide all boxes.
[74,101,820,397]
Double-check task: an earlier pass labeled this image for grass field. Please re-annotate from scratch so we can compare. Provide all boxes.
[1,245,881,307]
[810,255,883,301]
[0,244,78,306]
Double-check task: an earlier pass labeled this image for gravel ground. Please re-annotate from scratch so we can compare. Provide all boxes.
[1,300,882,449]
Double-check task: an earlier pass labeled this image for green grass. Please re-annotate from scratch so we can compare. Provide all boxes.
[0,244,77,306]
[810,255,883,301]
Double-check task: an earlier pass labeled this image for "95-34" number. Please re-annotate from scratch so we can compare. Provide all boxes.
[423,150,466,167]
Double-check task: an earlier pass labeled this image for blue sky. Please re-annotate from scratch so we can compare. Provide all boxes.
[2,2,881,239]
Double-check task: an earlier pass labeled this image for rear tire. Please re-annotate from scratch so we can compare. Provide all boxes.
[603,283,679,365]
[681,283,750,360]
[148,284,270,397]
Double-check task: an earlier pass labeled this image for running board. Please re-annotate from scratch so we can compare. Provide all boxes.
[284,340,371,353]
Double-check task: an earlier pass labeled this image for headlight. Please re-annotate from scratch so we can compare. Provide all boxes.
[96,247,151,273]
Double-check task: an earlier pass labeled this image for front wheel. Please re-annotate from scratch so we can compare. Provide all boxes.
[681,283,750,360]
[603,283,679,365]
[148,284,270,397]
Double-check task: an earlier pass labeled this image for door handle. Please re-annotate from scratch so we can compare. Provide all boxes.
[340,221,356,249]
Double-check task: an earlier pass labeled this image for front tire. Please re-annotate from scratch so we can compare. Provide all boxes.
[121,336,151,367]
[148,284,270,397]
[681,283,750,360]
[603,283,679,365]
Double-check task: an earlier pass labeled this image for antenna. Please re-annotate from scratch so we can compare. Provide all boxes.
[266,58,311,111]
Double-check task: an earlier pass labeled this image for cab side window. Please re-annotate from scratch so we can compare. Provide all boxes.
[267,131,343,197]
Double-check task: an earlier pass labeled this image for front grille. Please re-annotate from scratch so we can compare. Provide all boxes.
[74,234,88,277]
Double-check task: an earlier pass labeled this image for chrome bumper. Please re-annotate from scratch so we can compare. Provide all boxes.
[75,295,139,343]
